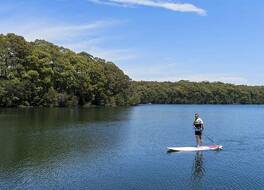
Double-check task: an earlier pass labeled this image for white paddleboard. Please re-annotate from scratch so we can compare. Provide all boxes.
[167,145,223,152]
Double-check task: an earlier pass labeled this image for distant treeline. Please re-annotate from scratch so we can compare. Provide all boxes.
[1,33,264,107]
[134,81,264,104]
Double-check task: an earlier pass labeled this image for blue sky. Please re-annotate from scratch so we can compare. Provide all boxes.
[0,0,264,84]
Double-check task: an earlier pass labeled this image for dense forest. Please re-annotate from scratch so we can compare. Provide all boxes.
[134,81,264,104]
[1,33,264,107]
[0,33,140,107]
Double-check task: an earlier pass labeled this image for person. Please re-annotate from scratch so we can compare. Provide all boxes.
[193,113,204,147]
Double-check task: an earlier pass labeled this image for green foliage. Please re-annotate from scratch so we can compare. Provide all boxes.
[133,80,264,104]
[1,33,264,107]
[0,34,137,107]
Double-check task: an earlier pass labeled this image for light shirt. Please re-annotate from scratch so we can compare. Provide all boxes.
[194,117,204,131]
[194,118,203,125]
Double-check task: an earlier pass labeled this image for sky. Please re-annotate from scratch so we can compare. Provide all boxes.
[0,0,264,85]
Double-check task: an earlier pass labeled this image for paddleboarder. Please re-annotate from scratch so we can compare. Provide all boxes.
[193,113,204,147]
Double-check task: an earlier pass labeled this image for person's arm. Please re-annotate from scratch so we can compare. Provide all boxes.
[201,119,204,130]
[200,118,204,131]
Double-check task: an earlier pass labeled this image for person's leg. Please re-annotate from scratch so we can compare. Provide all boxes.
[199,135,203,146]
[195,135,199,147]
[197,136,201,147]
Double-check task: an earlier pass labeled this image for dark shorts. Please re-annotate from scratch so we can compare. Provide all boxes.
[195,131,202,136]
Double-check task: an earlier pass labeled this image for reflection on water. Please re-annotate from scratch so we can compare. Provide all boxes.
[191,151,206,188]
[0,107,136,189]
[1,105,264,189]
[0,107,132,171]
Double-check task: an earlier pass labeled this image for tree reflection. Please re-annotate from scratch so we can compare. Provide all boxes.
[0,107,133,170]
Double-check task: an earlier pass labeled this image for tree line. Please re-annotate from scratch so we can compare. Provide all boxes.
[1,33,264,107]
[0,33,139,107]
[133,80,264,104]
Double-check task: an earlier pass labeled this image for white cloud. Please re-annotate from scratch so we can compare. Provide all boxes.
[88,0,133,7]
[88,0,206,15]
[0,19,119,42]
[0,18,138,62]
[64,40,138,62]
[89,48,138,62]
[125,63,248,84]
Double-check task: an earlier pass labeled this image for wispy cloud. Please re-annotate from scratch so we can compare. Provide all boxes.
[0,19,119,41]
[126,63,248,84]
[0,18,138,62]
[88,0,206,15]
[64,40,138,62]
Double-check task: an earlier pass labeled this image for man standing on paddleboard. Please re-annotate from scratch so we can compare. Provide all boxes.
[193,113,204,147]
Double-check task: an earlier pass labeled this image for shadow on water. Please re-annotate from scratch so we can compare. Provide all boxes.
[190,151,206,189]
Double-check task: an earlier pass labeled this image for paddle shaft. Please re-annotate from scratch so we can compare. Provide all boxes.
[193,125,218,145]
[204,134,217,145]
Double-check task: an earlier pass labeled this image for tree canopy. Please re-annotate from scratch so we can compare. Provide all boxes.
[0,33,139,107]
[1,33,264,107]
[133,80,264,104]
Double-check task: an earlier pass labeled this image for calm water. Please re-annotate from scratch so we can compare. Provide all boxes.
[0,105,264,190]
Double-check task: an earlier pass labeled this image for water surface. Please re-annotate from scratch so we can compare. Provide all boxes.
[0,105,264,190]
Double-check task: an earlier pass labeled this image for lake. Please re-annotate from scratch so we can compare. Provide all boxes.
[0,105,264,190]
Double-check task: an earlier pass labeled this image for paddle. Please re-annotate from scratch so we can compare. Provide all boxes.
[204,134,218,145]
